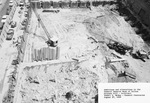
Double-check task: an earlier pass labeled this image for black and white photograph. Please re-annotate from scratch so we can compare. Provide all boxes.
[0,0,150,103]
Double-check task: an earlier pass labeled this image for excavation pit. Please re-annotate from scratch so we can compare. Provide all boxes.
[16,61,100,103]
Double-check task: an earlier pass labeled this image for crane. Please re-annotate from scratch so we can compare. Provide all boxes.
[32,8,58,47]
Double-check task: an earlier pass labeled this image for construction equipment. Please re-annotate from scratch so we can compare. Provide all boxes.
[118,70,136,79]
[107,41,133,55]
[131,50,149,62]
[32,8,58,47]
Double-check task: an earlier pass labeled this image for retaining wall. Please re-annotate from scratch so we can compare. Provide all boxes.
[17,4,32,62]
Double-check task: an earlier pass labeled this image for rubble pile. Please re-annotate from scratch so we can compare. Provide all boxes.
[19,61,102,103]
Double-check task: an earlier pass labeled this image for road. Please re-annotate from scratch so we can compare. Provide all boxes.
[0,1,22,102]
[0,0,10,92]
[0,0,10,26]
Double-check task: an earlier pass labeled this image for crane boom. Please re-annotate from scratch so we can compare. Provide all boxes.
[32,8,52,39]
[31,8,58,47]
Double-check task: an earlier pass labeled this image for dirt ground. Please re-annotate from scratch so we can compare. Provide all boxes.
[13,2,150,102]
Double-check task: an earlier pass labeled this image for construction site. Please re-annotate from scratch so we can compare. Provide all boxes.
[0,0,150,103]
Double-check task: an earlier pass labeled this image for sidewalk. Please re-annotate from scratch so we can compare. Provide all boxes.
[0,4,25,103]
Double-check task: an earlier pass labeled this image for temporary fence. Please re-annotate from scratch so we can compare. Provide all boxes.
[30,1,89,9]
[0,1,18,48]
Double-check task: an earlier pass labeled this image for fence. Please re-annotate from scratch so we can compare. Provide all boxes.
[0,0,18,48]
[30,1,89,9]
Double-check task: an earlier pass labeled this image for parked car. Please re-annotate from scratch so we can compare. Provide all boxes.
[18,10,22,14]
[21,25,26,30]
[19,2,24,7]
[11,59,19,65]
[9,0,13,8]
[20,6,24,10]
[6,8,11,15]
[21,19,27,26]
[24,12,28,17]
[26,2,30,8]
[1,15,8,23]
[10,21,17,28]
[0,23,4,30]
[6,29,14,40]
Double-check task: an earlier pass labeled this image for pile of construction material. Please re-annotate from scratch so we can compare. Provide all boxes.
[107,40,133,55]
[32,46,60,62]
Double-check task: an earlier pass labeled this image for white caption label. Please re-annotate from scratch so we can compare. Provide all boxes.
[98,83,150,103]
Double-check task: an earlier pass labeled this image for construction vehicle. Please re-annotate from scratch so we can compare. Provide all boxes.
[107,41,133,55]
[9,0,13,8]
[131,50,149,62]
[32,8,58,47]
[6,29,14,40]
[1,15,8,24]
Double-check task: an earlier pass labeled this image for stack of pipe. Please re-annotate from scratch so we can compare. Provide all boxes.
[32,46,60,62]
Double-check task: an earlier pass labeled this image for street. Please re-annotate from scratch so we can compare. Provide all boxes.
[0,0,10,26]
